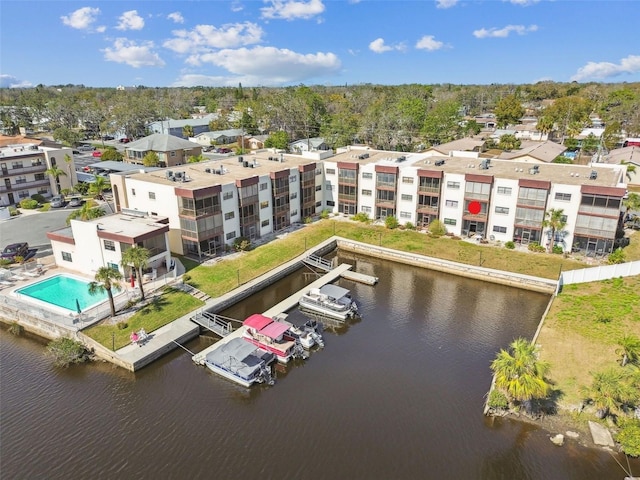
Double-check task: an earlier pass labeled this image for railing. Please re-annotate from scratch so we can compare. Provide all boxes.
[190,311,237,337]
[418,186,440,194]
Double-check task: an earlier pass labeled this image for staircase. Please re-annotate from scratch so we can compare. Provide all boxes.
[181,283,211,302]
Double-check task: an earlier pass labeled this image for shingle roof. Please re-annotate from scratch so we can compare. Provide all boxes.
[125,133,201,152]
[429,138,485,154]
[604,146,640,165]
[498,141,566,163]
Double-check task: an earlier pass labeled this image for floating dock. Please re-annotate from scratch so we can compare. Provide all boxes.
[340,270,378,285]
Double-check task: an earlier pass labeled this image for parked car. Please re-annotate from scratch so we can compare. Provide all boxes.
[202,146,214,152]
[68,196,83,207]
[50,195,66,208]
[77,144,95,151]
[216,147,232,153]
[101,135,115,141]
[1,242,29,261]
[118,137,131,143]
[92,150,102,157]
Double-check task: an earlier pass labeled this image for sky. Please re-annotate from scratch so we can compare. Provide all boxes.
[1,0,639,89]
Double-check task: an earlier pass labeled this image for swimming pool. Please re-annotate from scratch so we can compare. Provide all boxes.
[16,274,118,314]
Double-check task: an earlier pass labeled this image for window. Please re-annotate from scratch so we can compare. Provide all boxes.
[444,218,457,225]
[34,173,45,181]
[131,188,136,196]
[493,225,507,233]
[555,192,571,201]
[315,169,322,176]
[361,206,372,213]
[261,219,270,227]
[327,201,335,206]
[402,176,413,184]
[447,181,460,189]
[104,240,115,251]
[290,192,297,200]
[291,209,298,216]
[223,191,233,200]
[465,182,491,196]
[315,185,322,191]
[149,192,156,200]
[401,194,412,201]
[289,175,297,183]
[326,168,336,175]
[62,252,72,262]
[224,211,234,220]
[362,172,373,179]
[108,262,119,271]
[400,211,411,219]
[151,212,157,216]
[445,200,458,207]
[260,201,269,209]
[315,201,321,207]
[260,182,268,191]
[170,151,176,157]
[362,189,372,196]
[495,206,509,214]
[226,231,236,240]
[497,186,512,195]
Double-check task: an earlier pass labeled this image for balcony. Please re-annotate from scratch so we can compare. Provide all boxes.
[179,206,221,218]
[238,194,259,206]
[464,192,490,201]
[416,204,438,214]
[578,206,620,217]
[0,178,50,193]
[516,199,546,208]
[338,194,357,203]
[574,227,615,239]
[418,186,440,194]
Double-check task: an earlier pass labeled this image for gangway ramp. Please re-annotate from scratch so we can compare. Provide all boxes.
[302,254,334,272]
[191,311,238,337]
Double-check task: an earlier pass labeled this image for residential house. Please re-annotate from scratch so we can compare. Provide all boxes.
[245,135,269,150]
[289,138,330,153]
[190,129,244,147]
[123,134,202,168]
[147,115,217,139]
[498,141,567,163]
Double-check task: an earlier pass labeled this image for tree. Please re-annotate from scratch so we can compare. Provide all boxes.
[582,368,637,419]
[623,192,640,215]
[187,154,206,163]
[542,208,567,253]
[602,121,622,151]
[536,116,555,140]
[182,124,194,139]
[264,131,289,150]
[53,126,83,146]
[617,419,640,457]
[121,246,150,301]
[89,176,110,200]
[63,154,74,187]
[100,147,123,161]
[497,134,521,151]
[66,199,105,224]
[142,151,159,167]
[88,266,123,318]
[491,338,551,414]
[421,99,462,146]
[45,165,67,195]
[616,334,640,367]
[494,94,524,128]
[581,133,599,155]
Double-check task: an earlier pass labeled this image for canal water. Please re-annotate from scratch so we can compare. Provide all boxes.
[1,252,637,479]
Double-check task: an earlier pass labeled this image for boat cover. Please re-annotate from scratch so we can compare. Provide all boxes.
[260,321,290,339]
[318,284,350,301]
[243,314,273,330]
[205,338,264,377]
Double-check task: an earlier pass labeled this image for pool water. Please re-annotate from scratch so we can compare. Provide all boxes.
[16,274,117,313]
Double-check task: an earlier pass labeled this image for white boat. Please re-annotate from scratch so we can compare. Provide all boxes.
[298,284,358,321]
[204,338,276,387]
[243,314,308,363]
[281,319,324,349]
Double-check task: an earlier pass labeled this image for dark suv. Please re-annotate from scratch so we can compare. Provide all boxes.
[1,242,29,261]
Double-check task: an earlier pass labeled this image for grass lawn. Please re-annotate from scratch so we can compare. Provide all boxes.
[84,287,204,350]
[537,275,640,408]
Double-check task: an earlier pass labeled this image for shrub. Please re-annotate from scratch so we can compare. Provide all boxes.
[46,337,91,367]
[31,193,46,204]
[233,237,251,251]
[352,212,371,223]
[552,245,564,255]
[304,216,313,224]
[9,207,19,216]
[487,389,509,410]
[320,209,330,220]
[616,419,640,457]
[428,219,447,237]
[528,242,546,253]
[505,241,516,249]
[39,203,51,212]
[8,321,24,336]
[116,322,128,330]
[404,221,415,230]
[608,248,626,265]
[19,199,38,209]
[385,216,399,229]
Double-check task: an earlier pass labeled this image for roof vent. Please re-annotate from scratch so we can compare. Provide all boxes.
[590,170,598,180]
[435,159,445,167]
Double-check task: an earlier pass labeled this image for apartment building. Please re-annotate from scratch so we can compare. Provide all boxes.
[110,146,627,259]
[0,141,76,207]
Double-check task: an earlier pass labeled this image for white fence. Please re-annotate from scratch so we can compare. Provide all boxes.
[560,260,640,288]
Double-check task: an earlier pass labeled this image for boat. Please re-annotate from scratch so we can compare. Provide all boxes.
[278,317,325,349]
[242,314,308,363]
[203,337,276,387]
[298,284,358,320]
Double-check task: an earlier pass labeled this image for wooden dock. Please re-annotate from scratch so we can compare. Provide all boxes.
[340,270,378,285]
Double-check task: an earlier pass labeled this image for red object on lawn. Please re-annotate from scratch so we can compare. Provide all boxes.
[468,201,481,215]
[130,274,135,288]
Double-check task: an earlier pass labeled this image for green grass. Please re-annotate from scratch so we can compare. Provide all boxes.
[84,287,204,350]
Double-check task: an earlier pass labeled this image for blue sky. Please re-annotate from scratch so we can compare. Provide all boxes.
[2,0,639,88]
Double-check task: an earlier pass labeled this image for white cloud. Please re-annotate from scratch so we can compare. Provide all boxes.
[261,0,325,20]
[415,35,444,51]
[182,45,341,86]
[163,22,264,54]
[102,38,165,68]
[167,12,184,24]
[369,38,406,54]
[436,0,458,8]
[473,24,538,38]
[61,7,101,30]
[0,74,33,88]
[116,10,145,31]
[571,55,640,81]
[505,0,540,5]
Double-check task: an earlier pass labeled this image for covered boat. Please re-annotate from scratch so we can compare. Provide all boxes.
[243,314,308,363]
[298,284,358,320]
[204,337,275,387]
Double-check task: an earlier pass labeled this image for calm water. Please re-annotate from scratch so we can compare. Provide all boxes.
[1,252,637,479]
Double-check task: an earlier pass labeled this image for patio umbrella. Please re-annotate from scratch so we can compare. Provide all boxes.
[76,298,82,314]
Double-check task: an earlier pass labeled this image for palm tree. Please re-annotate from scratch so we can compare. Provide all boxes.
[491,337,551,415]
[121,246,150,301]
[542,208,567,253]
[182,124,194,138]
[536,116,554,140]
[89,176,110,200]
[616,334,640,367]
[623,192,640,217]
[66,199,105,224]
[88,266,123,318]
[582,368,637,419]
[622,162,636,182]
[45,165,67,195]
[64,154,73,187]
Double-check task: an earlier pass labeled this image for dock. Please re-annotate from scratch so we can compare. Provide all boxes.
[340,270,378,285]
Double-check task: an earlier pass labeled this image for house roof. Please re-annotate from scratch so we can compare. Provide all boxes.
[125,133,201,152]
[290,137,326,147]
[147,115,216,129]
[195,129,244,139]
[498,141,567,163]
[603,146,640,165]
[428,138,485,154]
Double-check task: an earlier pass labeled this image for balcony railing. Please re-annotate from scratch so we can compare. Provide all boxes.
[4,163,46,175]
[238,194,259,206]
[516,199,546,208]
[418,186,440,194]
[578,206,620,217]
[464,192,490,201]
[338,194,357,202]
[416,205,438,214]
[0,178,50,192]
[574,227,615,239]
[179,206,221,217]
